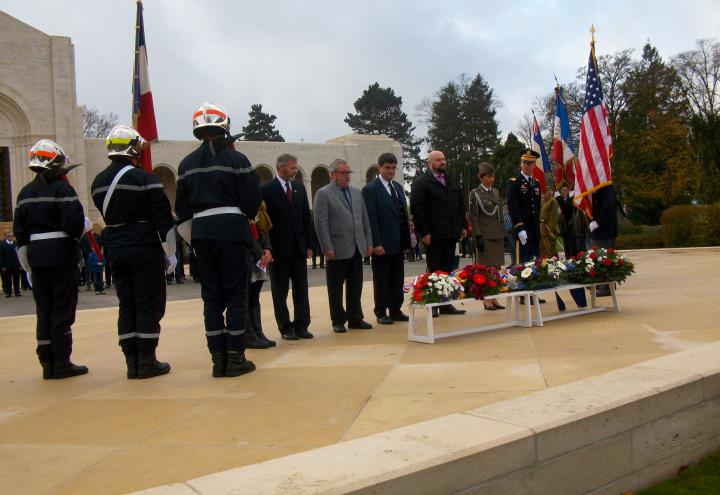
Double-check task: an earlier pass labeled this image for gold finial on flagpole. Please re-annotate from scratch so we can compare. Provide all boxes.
[590,24,596,43]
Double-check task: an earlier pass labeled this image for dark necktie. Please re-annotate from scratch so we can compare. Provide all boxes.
[285,181,293,205]
[341,187,352,210]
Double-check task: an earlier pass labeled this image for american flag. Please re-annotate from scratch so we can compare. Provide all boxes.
[132,0,157,173]
[531,113,550,193]
[573,41,613,217]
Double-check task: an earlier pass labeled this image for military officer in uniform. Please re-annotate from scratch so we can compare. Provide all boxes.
[506,150,542,264]
[175,102,261,378]
[91,125,175,379]
[13,140,89,379]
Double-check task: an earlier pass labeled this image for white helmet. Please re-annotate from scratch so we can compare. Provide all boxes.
[192,101,230,139]
[106,125,147,159]
[28,139,70,173]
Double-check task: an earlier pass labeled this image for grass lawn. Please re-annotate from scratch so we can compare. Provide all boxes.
[639,451,720,494]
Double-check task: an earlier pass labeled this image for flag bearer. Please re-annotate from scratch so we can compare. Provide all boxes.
[91,125,175,379]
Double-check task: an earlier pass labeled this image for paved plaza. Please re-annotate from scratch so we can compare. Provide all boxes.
[0,248,718,494]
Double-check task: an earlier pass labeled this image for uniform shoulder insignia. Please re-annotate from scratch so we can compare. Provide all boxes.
[510,177,517,182]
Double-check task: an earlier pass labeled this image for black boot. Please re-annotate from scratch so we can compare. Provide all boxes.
[53,360,89,379]
[245,314,271,349]
[136,351,171,379]
[210,351,226,378]
[40,360,53,380]
[124,351,138,379]
[251,305,276,347]
[225,350,255,377]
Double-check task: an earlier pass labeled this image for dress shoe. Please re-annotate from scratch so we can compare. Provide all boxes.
[348,320,373,330]
[431,307,439,318]
[210,351,226,377]
[40,360,54,380]
[225,351,255,377]
[483,302,497,311]
[123,351,137,379]
[390,311,409,322]
[296,329,314,339]
[492,302,505,310]
[281,329,300,341]
[52,360,89,379]
[596,288,611,297]
[377,315,394,325]
[438,304,466,315]
[333,324,347,333]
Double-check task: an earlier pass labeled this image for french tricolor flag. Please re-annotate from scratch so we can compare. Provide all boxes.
[531,112,550,194]
[132,0,157,173]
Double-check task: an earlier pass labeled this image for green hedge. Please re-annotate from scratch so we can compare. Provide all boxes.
[661,203,720,247]
[616,232,664,249]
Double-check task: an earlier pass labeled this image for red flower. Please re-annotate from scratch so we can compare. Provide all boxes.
[457,270,468,279]
[488,280,497,287]
[472,273,487,285]
[589,269,597,277]
[577,251,585,258]
[607,248,616,254]
[618,259,625,266]
[589,252,598,261]
[413,289,423,301]
[417,279,428,288]
[602,258,612,267]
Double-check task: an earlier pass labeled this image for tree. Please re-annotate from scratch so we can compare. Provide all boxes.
[493,132,526,195]
[240,104,285,142]
[616,43,695,225]
[345,82,424,177]
[672,39,720,202]
[424,74,501,203]
[82,106,118,138]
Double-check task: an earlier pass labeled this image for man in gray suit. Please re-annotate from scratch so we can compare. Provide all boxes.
[313,159,374,333]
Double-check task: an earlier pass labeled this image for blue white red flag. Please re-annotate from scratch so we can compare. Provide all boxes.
[573,40,613,218]
[552,87,576,187]
[531,113,550,193]
[132,0,157,173]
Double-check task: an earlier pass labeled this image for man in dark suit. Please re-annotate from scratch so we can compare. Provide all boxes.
[262,153,316,341]
[362,153,411,325]
[589,184,619,297]
[506,149,542,264]
[1,230,22,297]
[410,150,466,316]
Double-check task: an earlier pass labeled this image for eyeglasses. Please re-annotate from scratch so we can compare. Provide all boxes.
[335,171,354,175]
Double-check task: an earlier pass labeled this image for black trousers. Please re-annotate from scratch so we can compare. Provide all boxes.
[371,251,404,317]
[326,250,364,325]
[32,265,78,362]
[269,253,310,333]
[516,238,540,264]
[194,240,250,352]
[2,269,20,295]
[110,246,166,354]
[426,238,457,273]
[248,280,263,309]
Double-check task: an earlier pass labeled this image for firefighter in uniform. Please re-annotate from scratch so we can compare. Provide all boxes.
[90,125,175,379]
[13,140,89,379]
[506,149,542,264]
[175,102,261,378]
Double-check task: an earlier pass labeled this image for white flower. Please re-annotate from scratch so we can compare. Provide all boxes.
[524,262,535,268]
[521,267,533,279]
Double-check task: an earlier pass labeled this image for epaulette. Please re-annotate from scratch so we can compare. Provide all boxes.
[510,177,517,182]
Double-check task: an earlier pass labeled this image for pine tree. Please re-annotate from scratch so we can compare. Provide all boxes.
[345,83,424,177]
[493,132,526,195]
[241,104,285,142]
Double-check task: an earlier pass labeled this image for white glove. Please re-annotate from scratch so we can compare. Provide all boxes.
[17,245,31,273]
[84,218,93,233]
[518,230,528,246]
[165,254,177,275]
[569,190,575,198]
[553,191,561,198]
[589,221,599,232]
[161,228,177,258]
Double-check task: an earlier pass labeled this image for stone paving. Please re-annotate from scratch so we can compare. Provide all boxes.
[0,248,718,494]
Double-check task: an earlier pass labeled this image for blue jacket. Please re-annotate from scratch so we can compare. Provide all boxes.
[88,251,105,273]
[362,177,411,256]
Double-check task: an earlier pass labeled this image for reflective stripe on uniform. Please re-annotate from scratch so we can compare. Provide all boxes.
[37,340,51,345]
[177,165,254,181]
[205,330,224,337]
[91,183,164,197]
[30,231,69,241]
[224,329,245,336]
[119,332,160,340]
[17,196,79,207]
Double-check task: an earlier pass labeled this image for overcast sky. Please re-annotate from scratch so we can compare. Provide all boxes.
[3,1,719,145]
